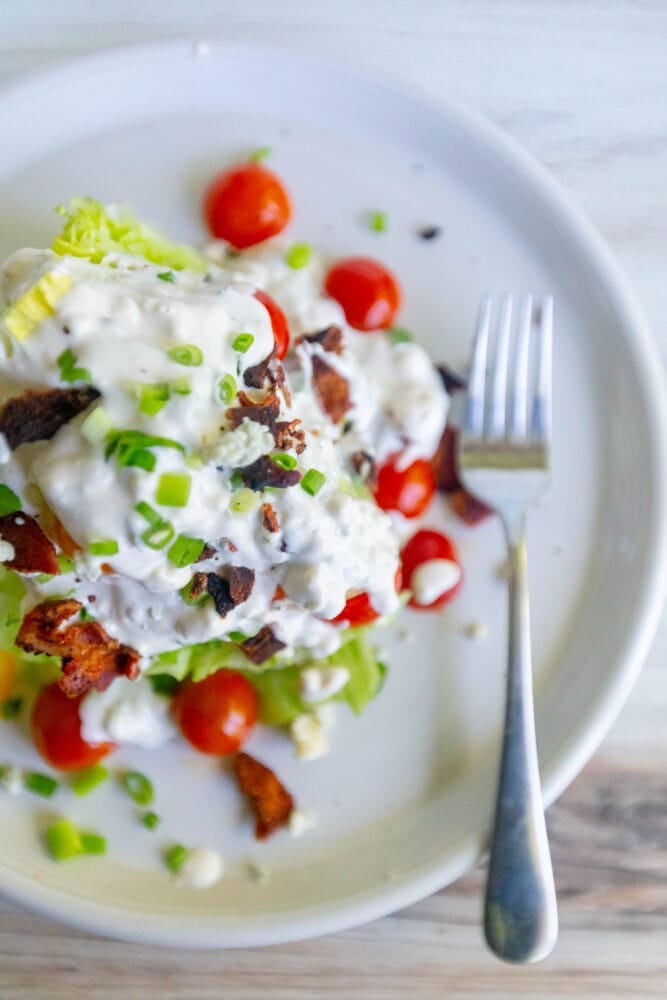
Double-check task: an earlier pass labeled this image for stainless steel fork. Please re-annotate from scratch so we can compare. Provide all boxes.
[457,293,557,963]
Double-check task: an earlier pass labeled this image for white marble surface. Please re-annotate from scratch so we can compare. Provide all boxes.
[0,3,666,995]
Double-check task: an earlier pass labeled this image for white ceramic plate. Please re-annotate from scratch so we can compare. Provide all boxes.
[0,41,665,948]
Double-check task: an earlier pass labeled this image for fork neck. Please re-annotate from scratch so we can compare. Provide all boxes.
[501,507,527,549]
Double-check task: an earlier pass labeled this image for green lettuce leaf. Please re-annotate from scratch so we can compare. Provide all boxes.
[53,197,208,272]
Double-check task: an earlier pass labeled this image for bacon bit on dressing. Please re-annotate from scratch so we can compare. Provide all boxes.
[273,419,306,455]
[226,390,281,431]
[234,752,294,840]
[190,566,255,617]
[311,356,351,424]
[240,626,286,664]
[0,512,60,575]
[15,599,140,697]
[239,455,301,492]
[450,488,493,526]
[350,450,377,485]
[0,387,100,450]
[262,502,279,533]
[299,325,344,354]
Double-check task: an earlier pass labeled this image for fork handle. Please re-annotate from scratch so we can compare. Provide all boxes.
[484,519,558,963]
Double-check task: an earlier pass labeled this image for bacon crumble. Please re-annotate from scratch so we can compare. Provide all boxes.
[15,599,140,697]
[0,512,60,575]
[240,625,286,664]
[234,752,294,840]
[350,450,377,485]
[0,387,100,450]
[311,356,351,424]
[190,566,255,617]
[261,502,279,533]
[299,325,344,354]
[239,455,301,492]
[273,418,306,455]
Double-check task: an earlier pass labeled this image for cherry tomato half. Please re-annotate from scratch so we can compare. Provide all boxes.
[172,670,258,756]
[400,529,463,611]
[31,682,116,771]
[324,256,401,331]
[254,289,290,360]
[374,458,436,519]
[329,568,403,627]
[203,162,292,249]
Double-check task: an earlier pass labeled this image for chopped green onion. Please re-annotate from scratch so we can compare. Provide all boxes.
[157,271,175,283]
[89,539,119,557]
[185,452,205,471]
[155,472,191,508]
[80,832,107,855]
[167,344,203,367]
[139,382,170,416]
[388,327,413,344]
[57,348,92,384]
[141,521,175,551]
[230,488,258,514]
[135,501,162,526]
[120,770,154,806]
[127,448,156,471]
[79,607,96,622]
[149,674,180,697]
[170,376,192,395]
[24,771,58,797]
[45,818,83,861]
[164,844,189,873]
[57,553,74,573]
[218,373,237,404]
[300,468,326,496]
[229,471,244,491]
[180,579,209,607]
[232,333,254,354]
[106,430,185,471]
[71,764,109,797]
[35,573,55,584]
[80,406,114,445]
[2,696,23,719]
[249,145,272,162]
[228,631,247,643]
[272,452,297,471]
[285,242,312,269]
[0,485,21,517]
[167,534,205,568]
[142,811,161,831]
[370,210,388,233]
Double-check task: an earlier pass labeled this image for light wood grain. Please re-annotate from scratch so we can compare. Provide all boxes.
[1,2,667,995]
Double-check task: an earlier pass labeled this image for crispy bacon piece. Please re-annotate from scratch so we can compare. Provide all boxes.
[450,488,493,526]
[240,625,286,665]
[261,502,279,533]
[15,599,140,697]
[431,425,461,493]
[191,566,255,617]
[195,544,216,563]
[226,390,281,431]
[0,387,100,450]
[300,325,344,354]
[239,455,301,492]
[234,752,294,840]
[350,450,376,486]
[0,512,60,575]
[311,356,351,424]
[273,418,306,455]
[436,363,467,395]
[243,353,274,390]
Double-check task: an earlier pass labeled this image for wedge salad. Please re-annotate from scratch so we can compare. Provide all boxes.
[0,158,482,868]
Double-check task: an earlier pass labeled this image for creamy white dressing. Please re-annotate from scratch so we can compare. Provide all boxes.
[0,235,448,748]
[410,558,462,606]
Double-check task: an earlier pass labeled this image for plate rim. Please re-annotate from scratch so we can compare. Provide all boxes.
[0,36,666,948]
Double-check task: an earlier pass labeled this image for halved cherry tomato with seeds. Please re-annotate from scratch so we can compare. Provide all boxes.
[31,682,116,771]
[254,289,290,360]
[204,163,291,249]
[401,529,463,610]
[324,257,401,331]
[374,457,436,519]
[172,670,257,756]
[330,568,403,627]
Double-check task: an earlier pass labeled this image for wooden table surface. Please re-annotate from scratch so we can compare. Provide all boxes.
[1,3,667,996]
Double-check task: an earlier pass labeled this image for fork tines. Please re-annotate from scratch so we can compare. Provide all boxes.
[464,293,552,446]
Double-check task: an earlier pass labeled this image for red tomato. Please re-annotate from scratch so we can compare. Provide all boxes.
[203,163,291,249]
[254,289,290,360]
[374,458,436,519]
[172,670,258,756]
[330,591,381,627]
[324,257,401,331]
[401,529,463,610]
[31,683,116,771]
